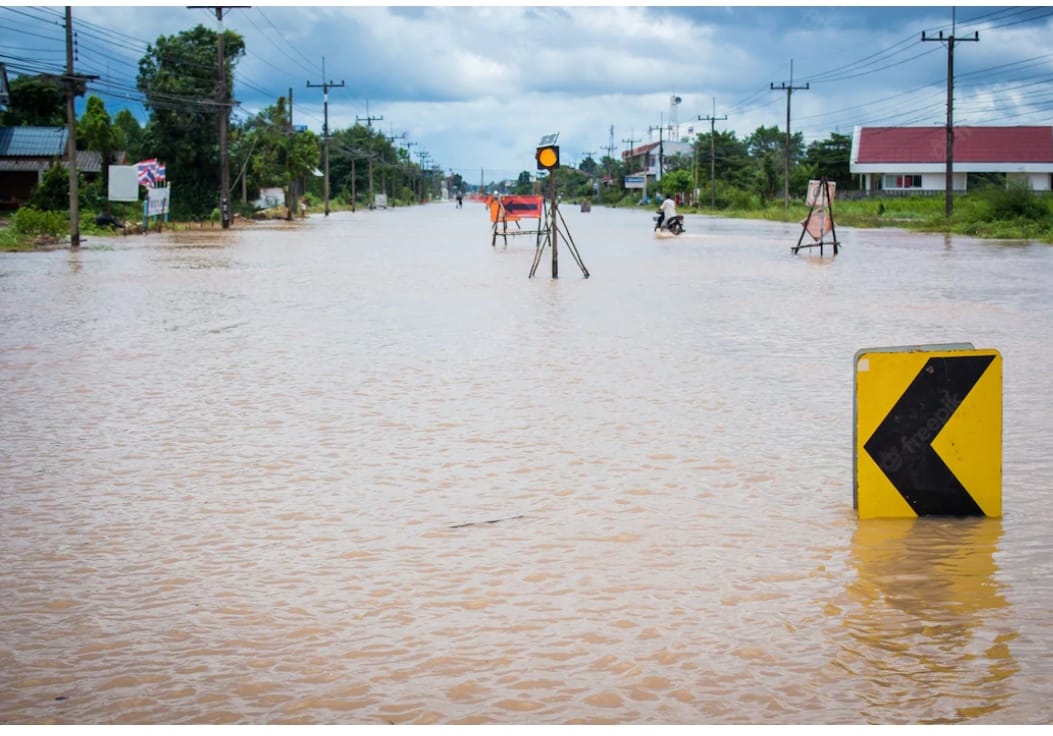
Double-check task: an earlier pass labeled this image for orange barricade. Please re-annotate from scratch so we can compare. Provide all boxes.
[499,195,543,221]
[486,195,503,223]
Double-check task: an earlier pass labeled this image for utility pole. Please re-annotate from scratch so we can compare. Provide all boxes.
[216,8,229,228]
[287,86,295,220]
[603,124,616,190]
[648,120,665,197]
[356,102,383,130]
[580,149,595,176]
[307,57,345,216]
[771,59,808,208]
[60,8,97,247]
[64,6,79,247]
[923,12,978,218]
[698,100,727,209]
[356,106,382,208]
[389,129,407,203]
[405,140,417,204]
[350,157,356,210]
[622,131,637,200]
[420,152,431,201]
[368,154,374,208]
[189,6,244,226]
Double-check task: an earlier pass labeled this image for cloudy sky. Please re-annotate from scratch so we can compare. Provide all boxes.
[3,3,1053,183]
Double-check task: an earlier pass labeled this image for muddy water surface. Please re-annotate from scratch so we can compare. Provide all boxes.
[1,204,1051,724]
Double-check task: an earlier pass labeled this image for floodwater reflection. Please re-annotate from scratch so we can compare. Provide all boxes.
[840,519,1016,724]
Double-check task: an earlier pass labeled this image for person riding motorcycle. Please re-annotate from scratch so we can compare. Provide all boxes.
[654,194,683,234]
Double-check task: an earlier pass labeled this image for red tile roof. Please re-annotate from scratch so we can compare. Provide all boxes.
[856,126,1053,164]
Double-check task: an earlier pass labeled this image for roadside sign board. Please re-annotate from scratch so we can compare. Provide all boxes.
[147,185,170,217]
[854,344,1002,519]
[108,165,140,203]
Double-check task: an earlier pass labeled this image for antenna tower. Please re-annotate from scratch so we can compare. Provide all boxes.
[669,94,682,140]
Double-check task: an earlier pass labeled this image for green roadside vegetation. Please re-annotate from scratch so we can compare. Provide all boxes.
[4,184,1052,252]
[0,190,418,252]
[573,182,1053,244]
[695,185,1053,242]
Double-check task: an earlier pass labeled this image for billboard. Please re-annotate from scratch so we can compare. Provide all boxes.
[147,185,170,217]
[108,165,140,202]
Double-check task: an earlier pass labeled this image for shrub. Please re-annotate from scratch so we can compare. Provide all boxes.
[980,182,1049,221]
[725,187,760,210]
[12,206,67,237]
[27,165,72,211]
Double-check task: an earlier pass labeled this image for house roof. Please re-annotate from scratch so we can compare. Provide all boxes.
[0,63,10,109]
[623,140,693,159]
[0,126,68,157]
[854,126,1053,164]
[624,142,659,158]
[78,150,103,173]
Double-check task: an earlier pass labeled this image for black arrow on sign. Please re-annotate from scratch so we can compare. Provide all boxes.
[864,355,995,516]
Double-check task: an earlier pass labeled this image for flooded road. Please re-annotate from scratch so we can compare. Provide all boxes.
[2,203,1052,724]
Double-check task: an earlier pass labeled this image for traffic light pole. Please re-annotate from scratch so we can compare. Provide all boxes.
[529,174,589,280]
[530,137,588,279]
[550,172,558,279]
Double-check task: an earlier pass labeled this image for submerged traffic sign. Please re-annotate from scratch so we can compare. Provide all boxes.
[854,344,1002,519]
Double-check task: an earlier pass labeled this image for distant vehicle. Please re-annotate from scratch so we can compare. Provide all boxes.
[653,212,685,235]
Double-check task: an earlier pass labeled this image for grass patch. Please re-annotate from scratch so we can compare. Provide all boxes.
[683,190,1053,243]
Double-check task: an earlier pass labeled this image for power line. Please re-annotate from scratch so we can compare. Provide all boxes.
[255,7,319,75]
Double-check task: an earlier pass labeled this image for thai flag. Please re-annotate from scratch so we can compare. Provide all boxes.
[156,163,166,183]
[136,158,158,186]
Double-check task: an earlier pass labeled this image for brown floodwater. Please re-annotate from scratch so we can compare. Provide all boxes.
[1,203,1051,725]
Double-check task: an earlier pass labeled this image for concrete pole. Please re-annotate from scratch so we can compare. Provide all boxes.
[216,8,230,228]
[64,7,79,247]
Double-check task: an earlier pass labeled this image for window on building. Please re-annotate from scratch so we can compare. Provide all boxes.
[883,174,922,189]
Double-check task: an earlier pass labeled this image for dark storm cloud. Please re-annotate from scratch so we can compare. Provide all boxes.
[3,4,1052,178]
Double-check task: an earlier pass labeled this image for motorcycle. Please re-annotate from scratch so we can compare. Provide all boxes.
[653,211,685,235]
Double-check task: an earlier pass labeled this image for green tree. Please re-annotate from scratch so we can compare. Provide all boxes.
[287,129,320,183]
[328,124,401,208]
[28,164,72,211]
[659,169,692,199]
[514,170,533,194]
[77,95,117,192]
[136,24,246,218]
[555,167,592,199]
[113,109,145,162]
[802,132,853,190]
[1,74,67,126]
[234,96,293,199]
[745,125,784,159]
[233,97,319,212]
[692,130,752,192]
[25,163,103,213]
[745,125,804,201]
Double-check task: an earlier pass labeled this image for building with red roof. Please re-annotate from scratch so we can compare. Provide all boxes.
[850,125,1053,193]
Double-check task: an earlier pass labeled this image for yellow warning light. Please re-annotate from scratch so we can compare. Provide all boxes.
[536,145,560,171]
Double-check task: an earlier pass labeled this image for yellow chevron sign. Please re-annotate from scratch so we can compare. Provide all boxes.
[854,345,1002,519]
